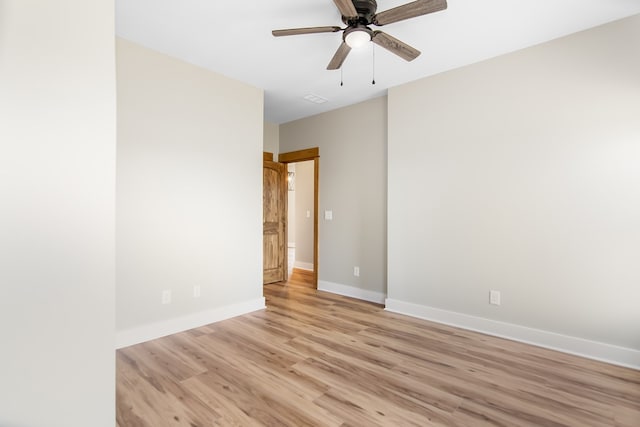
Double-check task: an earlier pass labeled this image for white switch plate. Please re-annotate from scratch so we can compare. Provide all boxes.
[353,266,360,277]
[306,210,310,218]
[325,210,333,220]
[162,290,171,305]
[490,290,501,306]
[193,285,201,298]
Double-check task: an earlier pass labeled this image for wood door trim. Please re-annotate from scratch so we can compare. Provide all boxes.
[278,148,320,288]
[313,157,319,287]
[278,148,319,163]
[263,152,274,161]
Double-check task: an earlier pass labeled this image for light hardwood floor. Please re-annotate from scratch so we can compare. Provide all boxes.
[117,269,640,426]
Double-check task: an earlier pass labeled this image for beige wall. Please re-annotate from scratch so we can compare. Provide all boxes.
[280,97,387,300]
[116,39,264,343]
[0,1,116,425]
[294,160,315,268]
[388,15,640,354]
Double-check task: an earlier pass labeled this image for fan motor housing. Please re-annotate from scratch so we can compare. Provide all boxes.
[342,0,378,25]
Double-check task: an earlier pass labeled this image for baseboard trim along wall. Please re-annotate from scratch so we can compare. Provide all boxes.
[294,261,314,271]
[319,280,386,305]
[385,298,640,370]
[116,297,266,349]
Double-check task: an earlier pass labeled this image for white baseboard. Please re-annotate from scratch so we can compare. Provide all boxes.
[319,280,386,304]
[116,297,266,349]
[294,261,314,271]
[384,298,640,370]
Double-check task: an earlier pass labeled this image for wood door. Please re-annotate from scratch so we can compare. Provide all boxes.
[263,159,287,284]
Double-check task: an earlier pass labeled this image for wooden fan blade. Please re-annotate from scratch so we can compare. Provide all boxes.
[373,0,447,26]
[327,42,352,70]
[332,0,358,19]
[272,26,341,37]
[372,31,421,61]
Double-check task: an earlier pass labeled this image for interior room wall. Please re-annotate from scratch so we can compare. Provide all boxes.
[293,160,315,270]
[387,15,640,366]
[280,97,387,303]
[288,163,296,247]
[264,121,279,158]
[116,38,264,346]
[0,1,116,425]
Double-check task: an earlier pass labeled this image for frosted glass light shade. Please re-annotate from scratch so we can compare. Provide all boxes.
[345,29,371,48]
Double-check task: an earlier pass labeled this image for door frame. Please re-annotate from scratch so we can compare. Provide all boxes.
[278,148,319,288]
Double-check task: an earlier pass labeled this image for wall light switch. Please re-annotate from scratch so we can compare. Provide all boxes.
[306,210,311,218]
[325,210,333,220]
[490,290,501,306]
[193,285,201,298]
[162,290,171,305]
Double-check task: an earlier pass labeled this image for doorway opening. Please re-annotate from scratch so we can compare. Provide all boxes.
[279,148,319,288]
[286,161,314,277]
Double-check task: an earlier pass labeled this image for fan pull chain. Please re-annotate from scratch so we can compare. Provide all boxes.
[340,66,344,87]
[372,43,376,85]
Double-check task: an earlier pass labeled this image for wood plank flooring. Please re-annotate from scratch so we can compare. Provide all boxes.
[116,269,640,426]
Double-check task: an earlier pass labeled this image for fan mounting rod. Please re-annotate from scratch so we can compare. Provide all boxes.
[341,0,378,25]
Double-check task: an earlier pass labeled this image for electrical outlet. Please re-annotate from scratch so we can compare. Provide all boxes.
[162,290,171,305]
[490,290,501,306]
[193,285,201,298]
[353,266,360,277]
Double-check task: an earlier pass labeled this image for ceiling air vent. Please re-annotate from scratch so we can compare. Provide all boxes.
[303,93,328,104]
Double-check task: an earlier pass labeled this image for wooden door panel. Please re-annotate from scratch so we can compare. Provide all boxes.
[263,159,287,284]
[263,168,279,222]
[263,234,279,270]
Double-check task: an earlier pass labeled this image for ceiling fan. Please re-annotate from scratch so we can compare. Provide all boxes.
[272,0,447,70]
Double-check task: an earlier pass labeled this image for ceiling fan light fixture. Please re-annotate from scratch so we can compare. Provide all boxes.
[344,27,372,49]
[273,0,448,70]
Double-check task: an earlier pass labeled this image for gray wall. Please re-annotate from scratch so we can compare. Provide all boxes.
[264,121,279,158]
[388,15,640,351]
[294,160,315,268]
[116,39,264,338]
[280,97,387,297]
[287,163,296,246]
[0,0,116,425]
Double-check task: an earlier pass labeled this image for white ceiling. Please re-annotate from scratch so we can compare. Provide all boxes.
[116,0,640,124]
